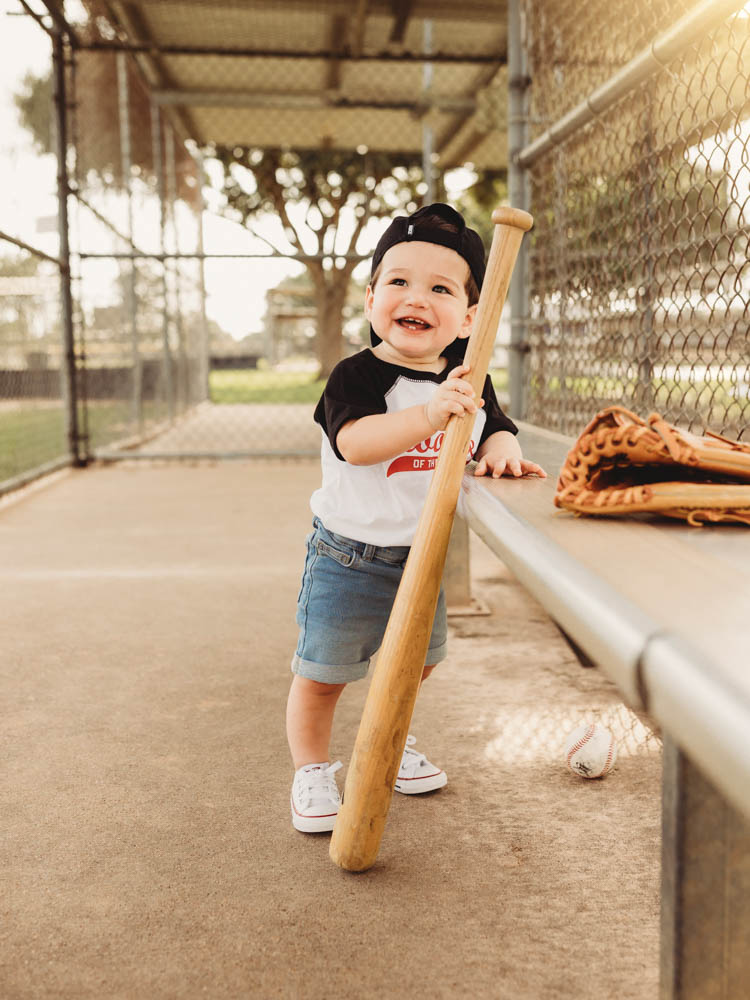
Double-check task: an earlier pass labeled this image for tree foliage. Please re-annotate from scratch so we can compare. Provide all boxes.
[209,145,430,376]
[13,71,53,157]
[14,59,198,204]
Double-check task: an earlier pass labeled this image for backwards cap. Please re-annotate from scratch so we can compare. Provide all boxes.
[369,202,486,354]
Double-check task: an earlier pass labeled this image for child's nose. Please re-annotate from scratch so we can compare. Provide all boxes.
[405,285,429,307]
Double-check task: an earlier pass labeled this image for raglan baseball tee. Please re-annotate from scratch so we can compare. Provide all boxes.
[311,349,517,546]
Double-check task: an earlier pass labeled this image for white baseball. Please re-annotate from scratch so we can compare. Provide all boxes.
[564,723,617,778]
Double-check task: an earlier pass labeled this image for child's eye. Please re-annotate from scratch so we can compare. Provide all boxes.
[389,277,406,286]
[433,284,451,294]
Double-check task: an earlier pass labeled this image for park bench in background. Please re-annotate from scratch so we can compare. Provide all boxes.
[460,423,750,1000]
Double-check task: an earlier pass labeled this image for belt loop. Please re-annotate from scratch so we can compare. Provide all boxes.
[363,543,376,561]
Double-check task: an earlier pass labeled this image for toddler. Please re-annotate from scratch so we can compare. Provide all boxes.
[286,202,546,832]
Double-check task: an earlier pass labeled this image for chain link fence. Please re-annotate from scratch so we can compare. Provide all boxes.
[70,45,210,456]
[521,0,750,438]
[2,0,748,488]
[0,8,67,491]
[56,0,511,463]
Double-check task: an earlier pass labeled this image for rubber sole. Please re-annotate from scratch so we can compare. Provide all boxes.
[394,770,448,795]
[290,797,338,833]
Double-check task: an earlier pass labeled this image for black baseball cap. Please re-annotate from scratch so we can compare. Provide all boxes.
[368,203,486,356]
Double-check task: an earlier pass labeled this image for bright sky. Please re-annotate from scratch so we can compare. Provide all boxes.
[0,1,312,339]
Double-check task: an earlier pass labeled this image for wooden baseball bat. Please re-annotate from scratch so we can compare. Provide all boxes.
[329,206,533,872]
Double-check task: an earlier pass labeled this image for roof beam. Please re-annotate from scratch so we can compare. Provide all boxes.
[436,58,507,166]
[75,41,503,64]
[38,0,79,42]
[152,90,477,113]
[99,1,196,142]
[388,0,414,45]
[349,0,370,57]
[326,14,348,91]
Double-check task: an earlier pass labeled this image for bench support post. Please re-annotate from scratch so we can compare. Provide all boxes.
[444,514,472,611]
[660,735,750,1000]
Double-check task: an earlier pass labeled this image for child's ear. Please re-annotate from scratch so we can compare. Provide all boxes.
[458,302,477,338]
[364,284,374,319]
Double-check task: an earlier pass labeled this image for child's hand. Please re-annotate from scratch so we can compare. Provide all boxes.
[474,454,547,478]
[474,430,547,479]
[424,365,484,431]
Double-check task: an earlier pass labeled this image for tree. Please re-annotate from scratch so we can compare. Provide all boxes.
[15,59,198,203]
[208,146,429,377]
[452,171,509,247]
[0,254,58,366]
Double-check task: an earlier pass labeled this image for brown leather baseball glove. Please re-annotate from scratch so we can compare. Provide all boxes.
[554,406,750,526]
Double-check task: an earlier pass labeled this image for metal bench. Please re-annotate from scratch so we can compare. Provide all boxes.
[459,422,750,1000]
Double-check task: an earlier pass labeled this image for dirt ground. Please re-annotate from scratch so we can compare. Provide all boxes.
[2,461,662,1000]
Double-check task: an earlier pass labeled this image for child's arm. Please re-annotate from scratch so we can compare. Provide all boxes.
[473,430,547,478]
[337,364,482,466]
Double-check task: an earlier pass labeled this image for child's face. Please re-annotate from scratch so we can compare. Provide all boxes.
[365,241,476,366]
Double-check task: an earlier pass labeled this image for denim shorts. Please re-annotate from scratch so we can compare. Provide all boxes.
[291,518,448,684]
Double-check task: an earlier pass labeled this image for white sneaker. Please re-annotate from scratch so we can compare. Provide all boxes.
[394,735,447,794]
[290,761,343,833]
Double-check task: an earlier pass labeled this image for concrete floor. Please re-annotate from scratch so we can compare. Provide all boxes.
[2,461,662,999]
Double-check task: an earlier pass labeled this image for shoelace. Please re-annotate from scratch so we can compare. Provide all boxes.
[296,761,342,807]
[399,735,427,776]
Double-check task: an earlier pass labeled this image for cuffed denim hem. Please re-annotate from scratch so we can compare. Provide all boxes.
[291,653,370,685]
[425,640,449,666]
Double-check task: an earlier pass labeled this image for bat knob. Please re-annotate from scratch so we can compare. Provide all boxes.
[491,207,534,232]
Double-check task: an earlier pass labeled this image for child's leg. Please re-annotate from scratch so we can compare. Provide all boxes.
[286,675,347,769]
[421,663,436,681]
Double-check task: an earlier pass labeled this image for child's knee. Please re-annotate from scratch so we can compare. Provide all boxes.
[293,676,347,697]
[421,663,436,681]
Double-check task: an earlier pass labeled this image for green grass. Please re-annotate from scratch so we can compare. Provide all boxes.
[209,369,326,404]
[0,406,68,482]
[209,367,510,404]
[0,401,166,483]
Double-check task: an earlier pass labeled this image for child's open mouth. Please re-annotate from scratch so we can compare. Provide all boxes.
[397,317,432,331]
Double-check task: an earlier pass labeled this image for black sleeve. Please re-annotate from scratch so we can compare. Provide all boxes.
[314,354,388,461]
[478,375,518,445]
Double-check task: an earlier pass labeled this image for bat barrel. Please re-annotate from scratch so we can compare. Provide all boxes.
[329,206,533,872]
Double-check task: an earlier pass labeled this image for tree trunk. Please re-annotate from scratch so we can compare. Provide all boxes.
[311,267,351,378]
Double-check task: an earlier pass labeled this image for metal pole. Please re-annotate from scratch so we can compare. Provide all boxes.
[507,0,531,419]
[660,735,750,1000]
[117,52,142,433]
[193,151,211,402]
[164,123,187,410]
[150,101,175,421]
[52,31,83,466]
[517,0,745,170]
[422,20,435,204]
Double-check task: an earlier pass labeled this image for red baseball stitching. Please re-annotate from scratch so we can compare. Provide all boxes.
[567,724,615,776]
[566,723,596,768]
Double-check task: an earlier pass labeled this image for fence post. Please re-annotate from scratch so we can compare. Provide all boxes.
[164,123,187,410]
[193,151,210,403]
[150,101,175,422]
[507,0,531,421]
[116,53,142,434]
[52,30,83,467]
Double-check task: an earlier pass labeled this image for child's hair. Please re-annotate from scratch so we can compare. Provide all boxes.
[370,210,481,306]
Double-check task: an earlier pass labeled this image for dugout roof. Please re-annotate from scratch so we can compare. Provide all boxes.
[55,0,510,171]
